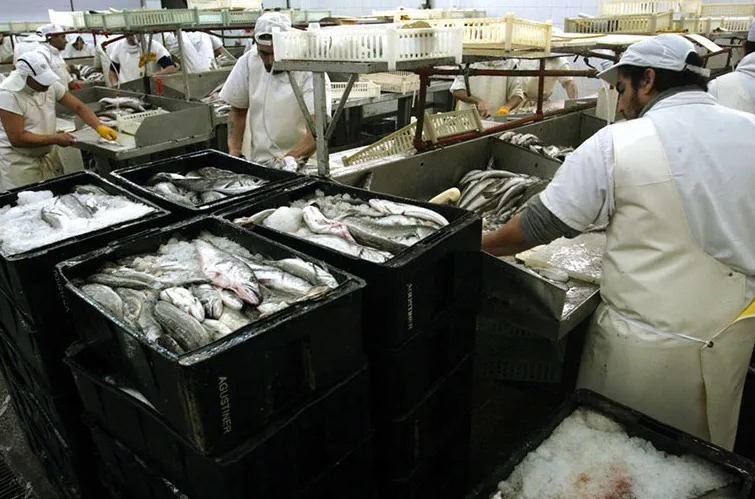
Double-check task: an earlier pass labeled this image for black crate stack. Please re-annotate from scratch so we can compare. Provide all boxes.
[0,172,169,498]
[57,217,375,499]
[220,179,482,499]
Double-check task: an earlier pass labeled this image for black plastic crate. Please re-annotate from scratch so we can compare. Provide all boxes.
[374,355,473,479]
[378,422,471,499]
[68,343,372,499]
[110,149,311,215]
[0,171,169,329]
[219,179,482,348]
[464,389,755,499]
[58,216,367,456]
[297,436,377,499]
[369,302,476,420]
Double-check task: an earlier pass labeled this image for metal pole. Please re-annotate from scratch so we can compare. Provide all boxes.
[536,58,545,118]
[413,71,430,150]
[176,27,191,101]
[313,72,330,177]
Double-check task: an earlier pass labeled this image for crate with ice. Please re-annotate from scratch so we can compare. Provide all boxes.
[57,216,367,456]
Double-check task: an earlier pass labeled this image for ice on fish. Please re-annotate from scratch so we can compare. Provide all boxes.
[0,186,157,256]
[493,407,737,499]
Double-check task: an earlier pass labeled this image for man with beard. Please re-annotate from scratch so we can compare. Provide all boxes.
[482,34,755,451]
[219,12,331,170]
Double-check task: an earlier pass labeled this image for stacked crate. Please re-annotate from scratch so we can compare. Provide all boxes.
[220,179,482,499]
[0,172,170,498]
[57,217,374,499]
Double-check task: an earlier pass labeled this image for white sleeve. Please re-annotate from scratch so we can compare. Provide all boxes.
[210,35,223,50]
[109,44,120,64]
[449,74,466,92]
[539,127,615,231]
[557,57,574,84]
[0,90,21,115]
[152,41,171,61]
[164,34,179,55]
[52,81,67,101]
[218,53,250,109]
[708,79,719,101]
[299,72,332,116]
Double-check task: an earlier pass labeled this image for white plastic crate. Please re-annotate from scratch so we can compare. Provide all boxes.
[272,25,463,71]
[564,11,674,33]
[711,15,755,31]
[360,71,420,93]
[673,16,713,32]
[225,9,262,24]
[196,9,225,25]
[428,14,552,52]
[331,80,381,101]
[291,10,332,23]
[126,8,198,28]
[187,0,261,8]
[9,21,45,33]
[700,3,755,17]
[424,107,484,142]
[116,108,169,135]
[48,9,86,28]
[598,0,691,15]
[0,23,10,32]
[84,11,126,29]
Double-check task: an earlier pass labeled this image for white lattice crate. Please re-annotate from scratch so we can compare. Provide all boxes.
[425,108,483,141]
[224,9,262,24]
[187,0,261,8]
[564,11,674,33]
[272,25,463,71]
[331,81,381,101]
[426,14,552,52]
[9,21,45,33]
[126,8,199,28]
[84,11,126,29]
[700,3,755,16]
[48,9,86,28]
[360,72,420,93]
[673,16,713,32]
[598,0,694,15]
[291,10,332,23]
[116,108,170,135]
[710,15,754,30]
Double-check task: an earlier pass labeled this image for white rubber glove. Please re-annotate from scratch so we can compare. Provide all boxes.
[281,156,298,172]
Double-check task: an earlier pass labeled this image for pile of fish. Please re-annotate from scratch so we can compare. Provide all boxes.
[456,169,544,231]
[71,64,104,83]
[0,185,157,256]
[95,97,153,128]
[234,192,449,263]
[79,233,340,355]
[201,82,230,117]
[145,166,269,206]
[499,131,575,162]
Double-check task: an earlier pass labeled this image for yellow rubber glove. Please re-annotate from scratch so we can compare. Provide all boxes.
[138,52,157,68]
[495,105,510,116]
[96,125,118,141]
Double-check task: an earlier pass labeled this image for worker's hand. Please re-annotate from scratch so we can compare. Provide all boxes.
[281,156,298,172]
[138,52,157,68]
[69,81,82,91]
[494,105,510,116]
[96,125,118,141]
[53,133,77,147]
[228,148,242,158]
[475,98,490,119]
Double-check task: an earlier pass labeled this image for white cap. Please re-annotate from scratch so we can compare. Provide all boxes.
[598,34,710,85]
[37,24,65,38]
[254,12,291,46]
[748,19,755,42]
[15,51,60,86]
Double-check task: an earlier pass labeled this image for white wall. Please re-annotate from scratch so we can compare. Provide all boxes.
[0,0,142,22]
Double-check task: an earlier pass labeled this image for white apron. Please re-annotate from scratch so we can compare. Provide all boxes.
[456,75,512,114]
[576,118,755,450]
[715,73,755,115]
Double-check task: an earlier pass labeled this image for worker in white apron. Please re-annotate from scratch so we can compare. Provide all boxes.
[165,31,220,74]
[709,20,755,114]
[219,12,332,170]
[514,57,579,113]
[34,24,79,91]
[108,34,177,84]
[0,51,118,190]
[0,33,12,64]
[449,59,524,118]
[482,34,755,450]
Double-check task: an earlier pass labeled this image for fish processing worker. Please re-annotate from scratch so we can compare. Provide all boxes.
[0,51,118,190]
[481,34,755,451]
[708,20,755,114]
[165,31,223,74]
[0,33,12,64]
[108,33,177,84]
[33,24,83,91]
[515,56,579,110]
[220,12,332,170]
[62,34,95,59]
[450,59,524,119]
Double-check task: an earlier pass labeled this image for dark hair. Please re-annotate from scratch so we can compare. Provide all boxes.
[745,41,755,56]
[618,52,708,92]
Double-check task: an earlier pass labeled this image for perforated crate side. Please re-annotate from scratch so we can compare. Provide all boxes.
[564,11,673,33]
[599,0,685,16]
[715,15,754,32]
[331,81,381,101]
[48,9,86,28]
[125,8,198,28]
[360,71,420,93]
[701,3,755,17]
[342,122,418,166]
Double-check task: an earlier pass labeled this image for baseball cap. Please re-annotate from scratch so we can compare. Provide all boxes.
[748,19,755,42]
[254,12,291,46]
[37,24,66,38]
[598,34,710,85]
[16,51,60,86]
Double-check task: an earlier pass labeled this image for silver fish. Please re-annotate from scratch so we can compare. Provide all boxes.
[74,184,109,196]
[268,258,339,289]
[303,234,393,263]
[199,191,226,204]
[137,291,164,343]
[258,301,290,318]
[114,287,146,329]
[191,284,223,319]
[302,205,356,242]
[159,287,205,321]
[195,239,261,306]
[81,283,123,317]
[151,182,193,205]
[238,257,329,300]
[211,176,266,196]
[232,208,276,226]
[88,267,159,290]
[218,307,251,331]
[368,199,448,228]
[153,301,211,352]
[218,288,244,311]
[202,319,234,340]
[156,334,185,355]
[41,194,96,228]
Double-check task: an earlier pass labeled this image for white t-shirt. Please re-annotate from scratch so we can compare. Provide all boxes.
[109,38,171,83]
[165,32,217,73]
[34,44,73,85]
[539,91,755,298]
[62,43,95,59]
[709,52,755,115]
[0,76,67,154]
[450,59,524,111]
[219,51,332,162]
[517,57,574,101]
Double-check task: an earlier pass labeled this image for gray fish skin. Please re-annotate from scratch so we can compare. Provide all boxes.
[218,307,251,331]
[151,182,193,205]
[233,208,276,226]
[137,291,164,343]
[153,301,211,352]
[302,205,356,241]
[218,288,244,310]
[202,319,234,340]
[368,199,448,228]
[41,194,96,228]
[303,234,393,263]
[238,256,328,299]
[268,258,339,289]
[341,220,409,255]
[73,184,109,196]
[88,267,159,290]
[99,97,147,112]
[81,283,123,318]
[195,239,261,306]
[114,287,145,329]
[211,176,266,196]
[258,301,290,317]
[191,284,223,319]
[159,287,205,321]
[200,191,226,204]
[156,334,185,355]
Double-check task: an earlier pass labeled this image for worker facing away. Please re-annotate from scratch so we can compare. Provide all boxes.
[107,33,177,85]
[220,12,332,170]
[482,34,755,450]
[708,19,755,114]
[450,59,524,119]
[0,33,12,64]
[165,31,223,74]
[0,51,117,190]
[62,34,95,59]
[515,56,579,111]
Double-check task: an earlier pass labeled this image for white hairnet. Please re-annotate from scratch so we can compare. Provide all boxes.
[254,12,291,46]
